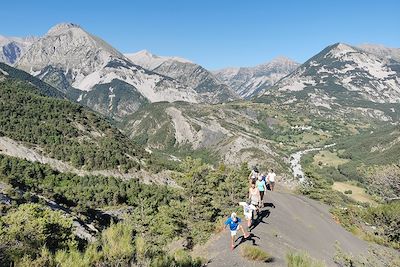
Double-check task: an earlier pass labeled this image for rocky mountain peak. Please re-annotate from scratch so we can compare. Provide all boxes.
[322,43,358,59]
[46,23,82,35]
[16,23,124,77]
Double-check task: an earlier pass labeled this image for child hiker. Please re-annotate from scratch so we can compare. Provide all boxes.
[224,212,250,251]
[239,201,257,230]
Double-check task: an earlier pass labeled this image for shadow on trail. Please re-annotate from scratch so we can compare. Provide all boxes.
[264,202,276,209]
[250,209,271,231]
[234,233,260,249]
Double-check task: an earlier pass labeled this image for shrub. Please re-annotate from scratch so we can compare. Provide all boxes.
[362,202,400,246]
[286,251,325,267]
[344,190,352,194]
[150,250,204,267]
[16,247,54,267]
[54,249,91,267]
[0,203,74,261]
[101,222,135,264]
[240,245,273,262]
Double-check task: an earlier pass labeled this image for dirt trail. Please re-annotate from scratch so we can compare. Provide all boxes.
[202,191,376,266]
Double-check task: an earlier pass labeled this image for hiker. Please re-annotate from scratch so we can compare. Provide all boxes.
[267,169,276,191]
[256,174,267,206]
[224,212,250,251]
[248,166,259,183]
[249,181,261,213]
[261,173,267,182]
[239,201,257,230]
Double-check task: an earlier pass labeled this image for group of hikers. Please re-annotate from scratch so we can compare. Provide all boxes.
[224,167,276,251]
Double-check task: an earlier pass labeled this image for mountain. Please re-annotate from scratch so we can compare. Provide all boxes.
[125,50,238,103]
[263,43,400,112]
[358,44,400,62]
[15,23,199,118]
[0,35,37,65]
[213,56,300,98]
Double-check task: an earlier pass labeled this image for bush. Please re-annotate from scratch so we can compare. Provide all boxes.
[0,203,74,262]
[240,245,273,262]
[101,222,134,264]
[16,247,54,267]
[286,251,325,267]
[150,250,204,267]
[344,190,352,194]
[362,202,400,246]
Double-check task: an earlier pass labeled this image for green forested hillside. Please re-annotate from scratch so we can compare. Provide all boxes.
[0,74,147,171]
[0,62,66,99]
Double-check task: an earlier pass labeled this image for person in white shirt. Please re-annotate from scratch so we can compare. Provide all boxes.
[248,166,259,183]
[267,169,276,191]
[239,201,257,229]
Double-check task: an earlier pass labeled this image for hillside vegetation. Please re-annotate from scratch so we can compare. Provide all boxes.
[0,153,249,266]
[0,75,147,171]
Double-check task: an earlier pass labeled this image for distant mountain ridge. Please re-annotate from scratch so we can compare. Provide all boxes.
[357,44,400,62]
[265,43,400,105]
[125,50,192,70]
[0,35,37,65]
[213,56,300,98]
[125,50,238,104]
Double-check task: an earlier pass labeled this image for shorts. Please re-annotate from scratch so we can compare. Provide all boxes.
[244,212,252,220]
[230,230,238,236]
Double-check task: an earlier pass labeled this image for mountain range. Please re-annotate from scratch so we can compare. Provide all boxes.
[0,23,399,123]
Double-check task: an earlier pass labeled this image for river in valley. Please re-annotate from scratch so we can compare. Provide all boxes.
[289,143,336,182]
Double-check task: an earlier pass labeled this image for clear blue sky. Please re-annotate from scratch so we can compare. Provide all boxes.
[1,0,399,69]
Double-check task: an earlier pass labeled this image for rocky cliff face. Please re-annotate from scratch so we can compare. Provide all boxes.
[126,50,238,103]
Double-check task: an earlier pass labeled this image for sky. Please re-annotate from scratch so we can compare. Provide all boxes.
[1,0,399,69]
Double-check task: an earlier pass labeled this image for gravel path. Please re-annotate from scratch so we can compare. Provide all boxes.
[204,191,372,266]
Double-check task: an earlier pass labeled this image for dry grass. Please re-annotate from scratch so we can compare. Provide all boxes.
[286,251,325,267]
[332,182,376,205]
[313,150,349,168]
[240,245,273,262]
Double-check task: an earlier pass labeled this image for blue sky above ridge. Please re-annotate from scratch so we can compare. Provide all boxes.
[1,0,399,69]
